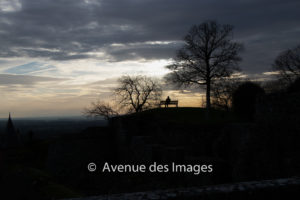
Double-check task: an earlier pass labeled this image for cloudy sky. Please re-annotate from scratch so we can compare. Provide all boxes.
[0,0,300,117]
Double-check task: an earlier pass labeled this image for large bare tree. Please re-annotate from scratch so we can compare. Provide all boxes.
[273,45,300,83]
[115,75,162,113]
[165,21,243,110]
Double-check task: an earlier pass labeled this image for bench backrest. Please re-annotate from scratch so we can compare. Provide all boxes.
[160,100,178,104]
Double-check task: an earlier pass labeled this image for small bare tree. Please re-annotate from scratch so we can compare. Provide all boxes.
[115,75,162,113]
[211,77,242,111]
[273,45,300,83]
[165,20,243,111]
[84,101,119,120]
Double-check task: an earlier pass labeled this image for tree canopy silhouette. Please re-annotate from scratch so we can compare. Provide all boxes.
[273,45,300,83]
[165,20,243,111]
[115,75,162,113]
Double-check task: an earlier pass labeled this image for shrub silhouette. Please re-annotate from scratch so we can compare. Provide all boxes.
[287,77,300,93]
[232,82,265,120]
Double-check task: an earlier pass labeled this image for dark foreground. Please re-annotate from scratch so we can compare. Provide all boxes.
[0,92,299,199]
[62,177,300,200]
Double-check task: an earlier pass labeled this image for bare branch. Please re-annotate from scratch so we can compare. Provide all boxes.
[273,45,300,83]
[83,101,119,120]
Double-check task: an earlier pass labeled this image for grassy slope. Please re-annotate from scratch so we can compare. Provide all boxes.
[127,107,238,126]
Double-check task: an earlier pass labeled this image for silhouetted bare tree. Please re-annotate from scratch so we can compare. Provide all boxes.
[115,75,162,113]
[165,21,243,111]
[84,101,119,120]
[211,76,242,111]
[273,45,300,83]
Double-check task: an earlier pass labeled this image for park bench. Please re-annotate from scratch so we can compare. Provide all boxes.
[159,100,178,108]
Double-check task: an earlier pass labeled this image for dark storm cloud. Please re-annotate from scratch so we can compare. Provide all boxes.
[0,0,300,74]
[106,41,183,61]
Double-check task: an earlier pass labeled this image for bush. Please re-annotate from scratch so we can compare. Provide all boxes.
[232,82,265,120]
[287,77,300,93]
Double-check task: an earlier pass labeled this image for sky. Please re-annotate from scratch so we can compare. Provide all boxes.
[0,0,300,118]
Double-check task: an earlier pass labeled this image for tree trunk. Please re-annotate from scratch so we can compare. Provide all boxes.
[205,79,211,119]
[206,80,211,110]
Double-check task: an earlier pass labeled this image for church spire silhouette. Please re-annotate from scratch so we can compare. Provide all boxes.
[6,112,15,133]
[4,112,20,147]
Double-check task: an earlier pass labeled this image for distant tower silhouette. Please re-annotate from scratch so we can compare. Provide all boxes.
[2,113,20,148]
[6,112,15,134]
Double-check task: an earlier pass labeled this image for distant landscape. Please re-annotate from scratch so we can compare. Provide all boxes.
[0,117,107,139]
